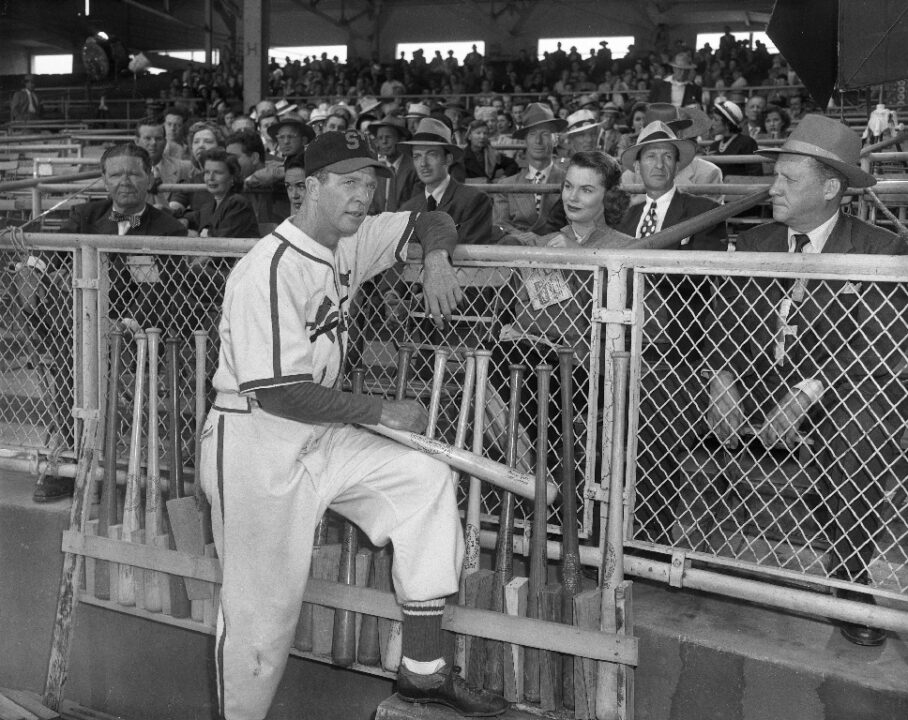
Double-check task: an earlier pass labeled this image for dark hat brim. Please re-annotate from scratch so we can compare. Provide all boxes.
[512,117,568,139]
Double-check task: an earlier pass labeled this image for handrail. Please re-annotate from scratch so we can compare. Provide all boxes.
[0,170,101,191]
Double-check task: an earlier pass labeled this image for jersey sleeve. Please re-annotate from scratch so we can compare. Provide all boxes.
[225,247,320,393]
[337,211,418,289]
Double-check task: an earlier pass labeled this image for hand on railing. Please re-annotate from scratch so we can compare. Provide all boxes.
[757,388,812,449]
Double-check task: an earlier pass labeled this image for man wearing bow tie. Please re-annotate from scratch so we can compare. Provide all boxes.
[20,142,186,502]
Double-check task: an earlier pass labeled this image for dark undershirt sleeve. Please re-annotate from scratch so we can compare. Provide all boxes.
[256,382,383,425]
[414,210,458,257]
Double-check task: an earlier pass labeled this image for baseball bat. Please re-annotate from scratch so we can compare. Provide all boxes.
[426,348,451,440]
[118,331,147,607]
[357,344,414,666]
[95,329,123,600]
[193,329,212,534]
[164,336,191,618]
[332,369,366,667]
[363,424,558,505]
[464,349,491,576]
[144,328,165,613]
[525,362,553,703]
[484,363,525,694]
[558,347,582,710]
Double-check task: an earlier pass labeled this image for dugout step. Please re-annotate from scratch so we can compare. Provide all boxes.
[376,694,565,720]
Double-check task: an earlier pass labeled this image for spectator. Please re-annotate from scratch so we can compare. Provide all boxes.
[599,102,624,156]
[707,99,760,177]
[11,75,42,122]
[462,119,518,183]
[649,52,703,108]
[134,117,194,212]
[163,106,190,160]
[743,94,767,138]
[268,112,315,159]
[283,151,307,215]
[368,116,419,213]
[560,109,603,157]
[399,118,494,245]
[706,115,907,647]
[404,101,431,134]
[493,102,567,235]
[186,147,260,238]
[225,129,285,223]
[760,104,791,140]
[617,101,649,156]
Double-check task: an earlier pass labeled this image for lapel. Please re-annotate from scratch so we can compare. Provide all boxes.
[91,201,119,235]
[439,178,459,210]
[664,191,685,232]
[821,213,854,254]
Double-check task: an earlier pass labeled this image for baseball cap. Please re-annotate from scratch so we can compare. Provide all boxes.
[304,130,391,177]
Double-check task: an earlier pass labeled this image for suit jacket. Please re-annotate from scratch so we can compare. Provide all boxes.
[616,189,726,250]
[648,80,703,108]
[152,154,195,206]
[709,214,908,405]
[186,191,260,238]
[618,189,726,359]
[622,156,724,204]
[49,199,188,333]
[707,133,760,176]
[371,154,420,213]
[492,164,566,233]
[400,177,494,245]
[463,145,518,183]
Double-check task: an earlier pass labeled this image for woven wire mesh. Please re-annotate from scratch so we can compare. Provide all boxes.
[629,268,908,597]
[0,247,76,453]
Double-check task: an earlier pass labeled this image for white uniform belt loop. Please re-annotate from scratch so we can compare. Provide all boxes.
[213,392,261,412]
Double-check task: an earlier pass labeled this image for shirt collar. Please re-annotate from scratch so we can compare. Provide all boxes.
[271,218,336,263]
[426,175,452,203]
[526,162,553,181]
[647,185,676,213]
[787,211,839,253]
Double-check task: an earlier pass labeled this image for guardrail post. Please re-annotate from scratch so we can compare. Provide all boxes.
[77,242,100,425]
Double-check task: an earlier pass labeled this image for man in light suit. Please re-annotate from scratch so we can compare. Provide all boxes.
[399,118,493,245]
[707,115,907,647]
[492,102,567,235]
[134,117,194,212]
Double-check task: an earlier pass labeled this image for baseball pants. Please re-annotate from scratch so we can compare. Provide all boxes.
[199,392,465,720]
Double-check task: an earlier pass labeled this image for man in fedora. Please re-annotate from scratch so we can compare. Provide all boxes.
[11,75,42,122]
[706,114,907,647]
[399,118,494,245]
[649,52,703,108]
[404,101,431,134]
[492,102,567,234]
[599,101,624,156]
[368,115,419,213]
[620,103,723,201]
[559,108,603,158]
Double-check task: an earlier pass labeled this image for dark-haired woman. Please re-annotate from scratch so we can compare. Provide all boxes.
[707,98,759,176]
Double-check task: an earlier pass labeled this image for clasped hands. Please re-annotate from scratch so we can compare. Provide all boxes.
[706,369,811,449]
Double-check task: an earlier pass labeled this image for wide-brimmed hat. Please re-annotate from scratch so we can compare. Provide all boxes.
[669,52,696,70]
[274,98,298,116]
[309,103,330,125]
[576,93,600,110]
[600,101,621,116]
[757,113,876,188]
[266,112,316,143]
[513,102,567,139]
[563,109,602,137]
[712,98,744,130]
[358,95,382,116]
[368,115,411,140]
[405,102,432,119]
[398,117,463,159]
[304,130,391,177]
[620,121,696,172]
[644,102,711,139]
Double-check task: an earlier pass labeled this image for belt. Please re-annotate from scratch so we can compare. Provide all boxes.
[213,392,261,413]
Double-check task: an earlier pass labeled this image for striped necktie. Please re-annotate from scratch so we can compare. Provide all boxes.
[532,170,545,214]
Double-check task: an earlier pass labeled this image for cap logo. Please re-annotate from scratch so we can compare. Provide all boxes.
[345,130,362,150]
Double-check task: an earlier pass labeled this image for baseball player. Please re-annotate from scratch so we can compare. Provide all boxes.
[199,130,508,719]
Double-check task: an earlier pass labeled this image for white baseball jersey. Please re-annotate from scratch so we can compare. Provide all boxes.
[213,213,417,398]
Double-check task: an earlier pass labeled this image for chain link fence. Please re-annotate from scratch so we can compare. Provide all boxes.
[1,232,907,615]
[628,263,908,601]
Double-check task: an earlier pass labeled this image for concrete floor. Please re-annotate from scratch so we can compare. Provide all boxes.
[1,466,907,720]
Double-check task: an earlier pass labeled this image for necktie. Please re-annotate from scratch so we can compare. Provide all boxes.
[109,210,143,229]
[638,201,658,238]
[792,233,811,253]
[426,195,437,212]
[532,171,545,215]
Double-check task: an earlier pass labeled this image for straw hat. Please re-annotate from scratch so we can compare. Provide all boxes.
[620,121,696,172]
[405,102,432,119]
[562,109,602,137]
[358,95,382,116]
[757,113,876,188]
[712,98,744,131]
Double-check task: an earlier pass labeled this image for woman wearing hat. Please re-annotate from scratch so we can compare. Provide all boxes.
[707,98,760,176]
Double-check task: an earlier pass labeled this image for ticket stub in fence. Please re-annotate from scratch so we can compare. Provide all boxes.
[520,267,573,310]
[126,254,161,284]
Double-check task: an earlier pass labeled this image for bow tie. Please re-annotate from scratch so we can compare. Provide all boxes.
[109,210,143,229]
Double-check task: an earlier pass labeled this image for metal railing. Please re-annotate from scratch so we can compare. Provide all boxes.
[1,230,906,636]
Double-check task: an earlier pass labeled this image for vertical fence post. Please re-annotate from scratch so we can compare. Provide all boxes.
[79,242,100,419]
[599,261,628,502]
